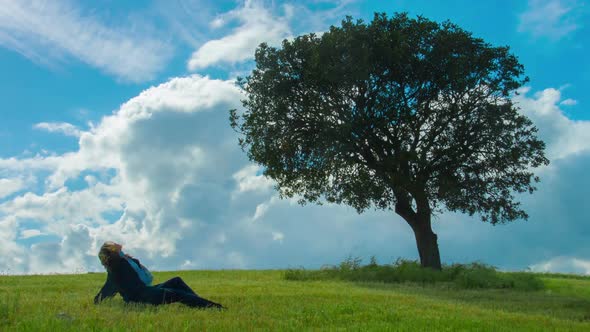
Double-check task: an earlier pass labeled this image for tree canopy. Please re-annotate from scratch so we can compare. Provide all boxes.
[230,13,549,269]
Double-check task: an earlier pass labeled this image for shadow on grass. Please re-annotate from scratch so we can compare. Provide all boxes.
[285,257,590,322]
[355,281,590,322]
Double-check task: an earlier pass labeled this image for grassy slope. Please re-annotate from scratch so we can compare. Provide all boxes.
[1,270,590,331]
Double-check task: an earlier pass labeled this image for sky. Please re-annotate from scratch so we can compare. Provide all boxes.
[0,0,589,275]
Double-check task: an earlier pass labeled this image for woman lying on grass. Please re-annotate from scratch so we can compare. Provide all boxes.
[94,241,224,309]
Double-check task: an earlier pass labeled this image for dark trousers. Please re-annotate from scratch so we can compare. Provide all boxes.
[154,277,198,295]
[136,277,223,309]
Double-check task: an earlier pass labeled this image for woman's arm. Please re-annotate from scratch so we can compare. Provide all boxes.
[94,273,118,304]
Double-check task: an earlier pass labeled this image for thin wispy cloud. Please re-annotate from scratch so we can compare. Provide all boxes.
[19,229,46,240]
[153,0,215,48]
[187,0,358,72]
[560,98,578,106]
[518,0,582,39]
[0,0,172,82]
[34,122,83,138]
[187,0,292,71]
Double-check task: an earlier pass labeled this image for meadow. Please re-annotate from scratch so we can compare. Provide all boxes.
[1,263,590,331]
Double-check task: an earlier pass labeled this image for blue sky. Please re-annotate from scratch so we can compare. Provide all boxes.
[0,0,589,274]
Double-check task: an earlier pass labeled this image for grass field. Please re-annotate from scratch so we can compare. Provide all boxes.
[1,269,590,331]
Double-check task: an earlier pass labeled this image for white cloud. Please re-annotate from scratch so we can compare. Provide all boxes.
[34,122,83,137]
[1,0,588,275]
[152,0,219,48]
[289,0,359,33]
[19,229,45,239]
[1,77,589,275]
[210,17,226,29]
[514,87,590,160]
[0,216,26,273]
[272,231,284,243]
[253,201,271,221]
[186,0,359,72]
[518,0,581,39]
[560,98,578,106]
[187,0,292,70]
[25,224,95,274]
[0,177,25,199]
[3,73,388,274]
[232,165,275,194]
[530,257,590,275]
[2,185,124,232]
[0,0,171,82]
[0,74,264,273]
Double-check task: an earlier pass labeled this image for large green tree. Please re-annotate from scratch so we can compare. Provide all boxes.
[230,13,549,270]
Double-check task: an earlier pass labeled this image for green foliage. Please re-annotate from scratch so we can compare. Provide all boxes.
[1,270,590,330]
[285,258,545,291]
[231,12,549,225]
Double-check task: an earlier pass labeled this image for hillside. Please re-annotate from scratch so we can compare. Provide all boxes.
[1,270,590,331]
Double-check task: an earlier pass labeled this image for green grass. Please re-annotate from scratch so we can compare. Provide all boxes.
[1,269,590,331]
[285,258,545,291]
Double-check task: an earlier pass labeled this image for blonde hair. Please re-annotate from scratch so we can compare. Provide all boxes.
[98,241,121,268]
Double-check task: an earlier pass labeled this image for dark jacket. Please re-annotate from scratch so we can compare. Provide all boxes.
[94,255,146,303]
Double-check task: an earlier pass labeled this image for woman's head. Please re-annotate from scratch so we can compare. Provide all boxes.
[98,241,122,268]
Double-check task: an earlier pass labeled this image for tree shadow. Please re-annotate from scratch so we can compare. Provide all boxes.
[353,281,590,322]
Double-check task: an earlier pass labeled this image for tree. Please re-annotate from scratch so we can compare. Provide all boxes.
[230,13,549,270]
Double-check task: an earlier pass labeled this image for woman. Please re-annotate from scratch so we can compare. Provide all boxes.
[94,241,223,309]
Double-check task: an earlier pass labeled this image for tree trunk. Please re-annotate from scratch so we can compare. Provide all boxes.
[394,187,442,270]
[395,199,442,270]
[412,221,442,270]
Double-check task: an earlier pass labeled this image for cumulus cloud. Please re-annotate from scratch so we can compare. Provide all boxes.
[530,257,590,275]
[1,76,588,275]
[232,165,275,194]
[1,0,588,276]
[187,0,292,70]
[0,0,172,82]
[0,74,278,273]
[0,73,404,274]
[514,87,590,160]
[518,0,582,39]
[26,225,95,274]
[0,177,25,199]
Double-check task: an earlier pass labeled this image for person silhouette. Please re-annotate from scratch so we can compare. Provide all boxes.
[94,241,223,309]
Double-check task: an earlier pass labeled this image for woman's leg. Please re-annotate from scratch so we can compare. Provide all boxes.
[141,287,223,309]
[153,277,197,296]
[166,290,224,309]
